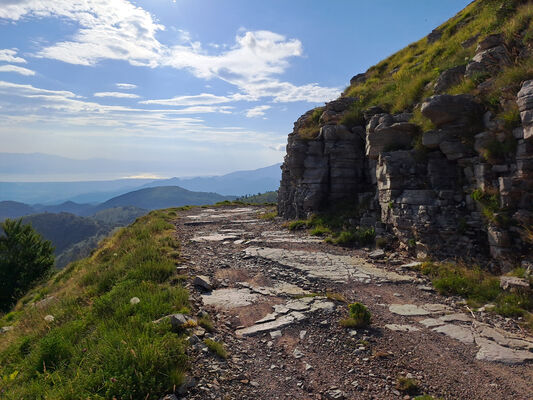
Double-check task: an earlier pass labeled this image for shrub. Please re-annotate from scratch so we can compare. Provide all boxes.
[288,220,309,231]
[340,302,371,328]
[203,339,228,359]
[0,219,55,311]
[396,377,419,395]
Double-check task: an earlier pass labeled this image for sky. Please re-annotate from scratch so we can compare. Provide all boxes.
[0,0,472,181]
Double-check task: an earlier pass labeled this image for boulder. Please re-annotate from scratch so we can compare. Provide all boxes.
[421,94,483,127]
[500,276,529,291]
[465,45,511,78]
[476,34,504,52]
[350,73,366,85]
[427,29,442,43]
[193,275,212,291]
[365,114,417,159]
[434,65,466,93]
[170,313,190,331]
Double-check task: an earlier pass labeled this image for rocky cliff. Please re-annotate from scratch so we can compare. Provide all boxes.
[279,1,533,269]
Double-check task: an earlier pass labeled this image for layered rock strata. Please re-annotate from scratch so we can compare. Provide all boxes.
[279,76,533,267]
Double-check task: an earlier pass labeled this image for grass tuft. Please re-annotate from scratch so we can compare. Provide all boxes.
[203,339,228,359]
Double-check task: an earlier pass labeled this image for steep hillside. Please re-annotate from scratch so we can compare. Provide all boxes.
[0,209,190,399]
[96,186,233,211]
[21,213,109,255]
[278,0,533,269]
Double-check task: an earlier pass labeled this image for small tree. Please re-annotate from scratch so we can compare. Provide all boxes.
[0,219,55,311]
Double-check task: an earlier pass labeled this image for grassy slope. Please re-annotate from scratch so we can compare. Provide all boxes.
[0,208,189,399]
[300,0,533,134]
[344,0,532,118]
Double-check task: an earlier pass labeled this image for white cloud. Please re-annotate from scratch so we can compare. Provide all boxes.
[0,64,35,76]
[246,105,271,118]
[94,91,140,98]
[141,93,240,107]
[0,49,26,63]
[116,83,137,90]
[0,2,338,104]
[0,0,165,67]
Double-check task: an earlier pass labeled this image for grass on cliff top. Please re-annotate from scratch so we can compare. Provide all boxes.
[0,208,190,399]
[340,0,533,123]
[416,261,533,328]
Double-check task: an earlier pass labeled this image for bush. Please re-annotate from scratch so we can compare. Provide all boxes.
[0,219,55,311]
[341,302,371,328]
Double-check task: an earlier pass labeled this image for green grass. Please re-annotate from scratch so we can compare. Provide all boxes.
[296,0,533,141]
[417,261,533,323]
[340,302,372,328]
[0,208,191,399]
[396,377,419,395]
[287,203,375,246]
[203,339,228,359]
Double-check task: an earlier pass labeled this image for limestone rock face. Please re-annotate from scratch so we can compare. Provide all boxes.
[279,83,533,267]
[518,80,533,141]
[278,112,365,219]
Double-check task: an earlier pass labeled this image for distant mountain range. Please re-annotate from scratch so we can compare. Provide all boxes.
[1,185,235,267]
[141,164,282,196]
[0,162,281,204]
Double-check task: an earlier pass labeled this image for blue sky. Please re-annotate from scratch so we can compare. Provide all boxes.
[0,0,471,180]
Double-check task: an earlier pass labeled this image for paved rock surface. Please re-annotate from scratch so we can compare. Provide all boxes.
[168,205,533,400]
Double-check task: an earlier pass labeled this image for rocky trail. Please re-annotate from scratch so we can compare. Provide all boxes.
[170,205,533,400]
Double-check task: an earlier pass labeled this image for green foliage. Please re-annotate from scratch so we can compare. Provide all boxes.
[340,302,371,328]
[417,262,533,319]
[0,209,189,399]
[297,107,324,139]
[470,188,504,224]
[203,339,228,359]
[288,220,309,231]
[237,191,278,205]
[0,219,55,312]
[396,377,419,395]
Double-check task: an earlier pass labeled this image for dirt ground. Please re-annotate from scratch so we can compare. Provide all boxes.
[168,205,533,400]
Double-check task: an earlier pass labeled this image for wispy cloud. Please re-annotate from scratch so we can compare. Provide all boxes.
[94,91,140,98]
[0,64,35,76]
[246,105,270,118]
[0,49,26,63]
[141,93,244,107]
[116,83,137,90]
[0,1,338,104]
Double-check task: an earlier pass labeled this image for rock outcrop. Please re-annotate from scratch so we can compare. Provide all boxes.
[279,78,533,268]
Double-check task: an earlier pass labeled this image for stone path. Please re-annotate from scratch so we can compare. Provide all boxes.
[171,205,533,400]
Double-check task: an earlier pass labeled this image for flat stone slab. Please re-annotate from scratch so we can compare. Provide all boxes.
[389,304,431,316]
[385,324,420,332]
[433,324,475,344]
[245,247,412,283]
[192,233,240,242]
[419,318,445,328]
[475,337,533,364]
[475,324,533,351]
[201,288,259,308]
[236,314,296,337]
